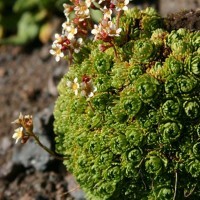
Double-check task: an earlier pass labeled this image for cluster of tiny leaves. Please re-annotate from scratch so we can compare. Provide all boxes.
[54,7,200,200]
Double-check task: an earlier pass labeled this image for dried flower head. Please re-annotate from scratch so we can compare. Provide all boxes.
[12,113,33,132]
[12,112,23,125]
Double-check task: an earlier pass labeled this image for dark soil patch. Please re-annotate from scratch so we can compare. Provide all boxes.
[166,9,200,31]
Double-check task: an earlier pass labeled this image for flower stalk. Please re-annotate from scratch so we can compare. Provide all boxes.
[12,113,66,161]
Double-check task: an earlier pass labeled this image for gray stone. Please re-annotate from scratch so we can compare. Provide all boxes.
[159,0,200,16]
[66,174,86,200]
[12,137,52,171]
[0,136,12,155]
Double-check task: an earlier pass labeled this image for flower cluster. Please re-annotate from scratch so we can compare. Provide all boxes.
[12,113,33,144]
[67,75,97,98]
[50,0,129,62]
[91,19,122,42]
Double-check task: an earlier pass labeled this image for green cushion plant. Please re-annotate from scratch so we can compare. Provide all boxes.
[52,1,200,199]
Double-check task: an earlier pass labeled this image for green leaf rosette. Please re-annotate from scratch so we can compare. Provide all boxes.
[187,54,200,77]
[159,121,182,144]
[145,151,168,176]
[183,100,200,119]
[125,125,144,147]
[186,159,200,178]
[132,39,158,63]
[120,90,143,117]
[193,142,200,158]
[161,98,180,118]
[135,74,160,103]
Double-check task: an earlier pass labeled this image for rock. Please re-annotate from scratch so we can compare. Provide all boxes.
[19,193,34,200]
[0,180,7,200]
[33,105,54,136]
[0,161,25,181]
[66,174,86,200]
[12,137,52,171]
[159,0,200,16]
[53,64,68,84]
[0,161,13,179]
[35,194,49,200]
[166,9,200,31]
[39,44,51,61]
[0,67,7,78]
[0,136,12,155]
[48,77,58,97]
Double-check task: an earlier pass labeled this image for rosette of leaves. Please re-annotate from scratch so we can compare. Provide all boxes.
[54,8,200,200]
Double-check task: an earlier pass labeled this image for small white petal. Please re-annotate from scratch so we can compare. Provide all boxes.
[67,33,75,40]
[93,86,97,92]
[66,80,72,87]
[80,82,87,89]
[77,38,83,45]
[74,48,80,53]
[60,52,64,58]
[49,49,55,55]
[74,90,78,95]
[12,127,23,143]
[55,56,60,62]
[81,90,86,96]
[88,92,94,98]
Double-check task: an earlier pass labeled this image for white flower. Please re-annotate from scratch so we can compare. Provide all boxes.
[62,19,78,40]
[66,25,78,40]
[91,19,122,40]
[67,77,80,95]
[98,0,105,4]
[85,0,92,7]
[50,43,64,62]
[91,24,101,36]
[107,21,122,36]
[74,1,90,21]
[101,6,112,20]
[81,80,97,98]
[111,0,129,11]
[62,18,71,30]
[53,33,63,44]
[70,38,83,53]
[63,3,72,17]
[12,127,23,144]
